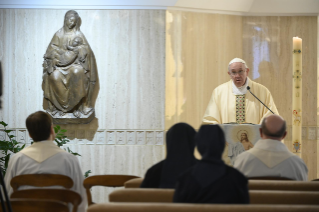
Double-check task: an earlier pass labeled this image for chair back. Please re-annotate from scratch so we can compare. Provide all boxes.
[10,189,82,212]
[10,174,73,192]
[109,188,174,203]
[250,190,319,205]
[83,175,140,206]
[124,178,143,188]
[248,176,293,180]
[0,199,69,212]
[87,203,319,212]
[109,189,319,205]
[249,180,319,191]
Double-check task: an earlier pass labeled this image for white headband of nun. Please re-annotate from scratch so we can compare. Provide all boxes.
[228,58,248,70]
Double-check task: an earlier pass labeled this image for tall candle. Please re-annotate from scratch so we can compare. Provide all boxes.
[292,37,302,156]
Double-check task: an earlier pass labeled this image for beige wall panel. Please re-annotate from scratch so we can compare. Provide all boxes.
[303,139,317,180]
[243,16,318,180]
[243,16,317,126]
[0,9,165,130]
[317,15,319,179]
[166,11,243,130]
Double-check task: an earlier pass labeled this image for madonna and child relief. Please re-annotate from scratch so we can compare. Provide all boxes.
[220,124,261,165]
[42,10,99,124]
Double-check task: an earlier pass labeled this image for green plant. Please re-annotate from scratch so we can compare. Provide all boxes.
[54,125,81,156]
[84,170,92,178]
[0,121,25,176]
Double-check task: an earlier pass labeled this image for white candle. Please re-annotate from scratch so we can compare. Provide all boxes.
[292,37,302,155]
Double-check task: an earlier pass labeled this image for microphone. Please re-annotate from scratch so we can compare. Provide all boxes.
[246,86,274,114]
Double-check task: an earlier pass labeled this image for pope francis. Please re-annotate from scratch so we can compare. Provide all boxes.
[202,58,278,125]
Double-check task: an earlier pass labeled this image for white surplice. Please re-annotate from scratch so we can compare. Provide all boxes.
[4,140,87,212]
[234,139,308,181]
[202,78,278,124]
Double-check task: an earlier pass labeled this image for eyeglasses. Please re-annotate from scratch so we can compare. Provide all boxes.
[230,70,246,76]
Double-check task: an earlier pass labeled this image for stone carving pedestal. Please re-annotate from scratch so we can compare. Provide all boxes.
[49,110,95,124]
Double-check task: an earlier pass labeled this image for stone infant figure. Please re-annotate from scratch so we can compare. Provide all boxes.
[43,36,87,74]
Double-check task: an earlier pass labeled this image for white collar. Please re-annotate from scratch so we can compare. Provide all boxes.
[254,139,288,152]
[247,139,295,168]
[20,140,65,163]
[232,77,249,95]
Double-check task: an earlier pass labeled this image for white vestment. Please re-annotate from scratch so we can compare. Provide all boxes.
[234,139,308,181]
[202,78,278,124]
[4,140,87,212]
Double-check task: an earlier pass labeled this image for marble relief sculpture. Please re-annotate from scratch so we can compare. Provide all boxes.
[42,10,98,124]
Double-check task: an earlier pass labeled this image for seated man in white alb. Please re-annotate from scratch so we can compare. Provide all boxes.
[4,111,87,212]
[202,58,278,125]
[234,114,308,181]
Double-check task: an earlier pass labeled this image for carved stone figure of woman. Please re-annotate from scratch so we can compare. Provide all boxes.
[42,10,98,123]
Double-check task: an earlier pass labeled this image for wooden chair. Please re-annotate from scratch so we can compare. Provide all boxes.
[248,176,293,181]
[10,174,73,192]
[109,189,319,205]
[83,175,140,206]
[0,199,69,212]
[250,190,319,205]
[249,180,319,191]
[124,178,144,188]
[109,188,174,203]
[10,189,82,212]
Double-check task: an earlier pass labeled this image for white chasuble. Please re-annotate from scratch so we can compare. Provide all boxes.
[234,139,308,181]
[202,78,278,125]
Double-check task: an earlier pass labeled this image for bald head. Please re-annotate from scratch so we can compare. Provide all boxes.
[261,115,287,140]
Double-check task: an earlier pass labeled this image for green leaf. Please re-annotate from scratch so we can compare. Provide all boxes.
[57,125,61,130]
[66,147,81,157]
[19,144,26,150]
[60,129,67,133]
[4,154,11,169]
[84,170,91,178]
[9,135,14,139]
[4,130,12,133]
[72,152,81,156]
[0,121,8,127]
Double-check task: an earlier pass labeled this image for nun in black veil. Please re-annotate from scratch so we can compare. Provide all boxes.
[173,125,249,203]
[140,123,197,188]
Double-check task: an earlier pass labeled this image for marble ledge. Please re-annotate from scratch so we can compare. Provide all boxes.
[0,129,165,146]
[3,126,318,146]
[285,125,318,141]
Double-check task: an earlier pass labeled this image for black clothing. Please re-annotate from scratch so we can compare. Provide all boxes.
[140,123,197,188]
[173,165,249,203]
[173,125,249,204]
[140,161,163,188]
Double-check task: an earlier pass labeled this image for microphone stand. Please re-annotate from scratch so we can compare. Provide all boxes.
[247,86,274,114]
